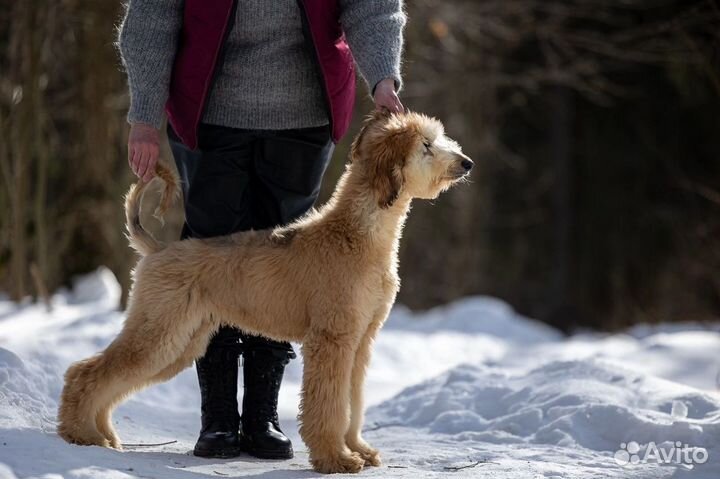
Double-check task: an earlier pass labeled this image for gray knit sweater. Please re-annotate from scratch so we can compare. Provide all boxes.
[118,0,406,130]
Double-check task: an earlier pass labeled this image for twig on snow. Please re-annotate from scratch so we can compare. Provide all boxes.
[443,460,490,472]
[363,422,405,432]
[121,440,178,447]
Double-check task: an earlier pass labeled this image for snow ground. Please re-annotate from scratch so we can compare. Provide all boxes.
[0,268,719,478]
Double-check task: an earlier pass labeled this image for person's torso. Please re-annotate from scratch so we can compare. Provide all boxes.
[202,0,329,130]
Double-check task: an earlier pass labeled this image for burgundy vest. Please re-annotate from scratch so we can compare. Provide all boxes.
[165,0,356,149]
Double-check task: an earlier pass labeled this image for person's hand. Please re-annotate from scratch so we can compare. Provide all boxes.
[373,78,404,113]
[128,123,161,182]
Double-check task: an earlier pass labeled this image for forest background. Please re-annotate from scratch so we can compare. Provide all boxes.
[1,0,719,332]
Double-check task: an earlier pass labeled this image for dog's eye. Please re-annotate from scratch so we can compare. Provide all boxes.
[423,141,433,155]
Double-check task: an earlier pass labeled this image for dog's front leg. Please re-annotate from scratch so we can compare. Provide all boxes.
[299,330,364,474]
[345,309,387,467]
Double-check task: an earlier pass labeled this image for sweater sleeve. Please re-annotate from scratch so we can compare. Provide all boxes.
[339,0,406,95]
[117,0,184,129]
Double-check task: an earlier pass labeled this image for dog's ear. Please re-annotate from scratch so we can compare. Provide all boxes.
[371,127,415,208]
[350,109,393,163]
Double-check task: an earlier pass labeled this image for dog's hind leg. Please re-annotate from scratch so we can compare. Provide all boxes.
[344,310,387,467]
[299,329,364,474]
[148,318,217,383]
[58,356,114,447]
[95,406,121,449]
[93,319,217,449]
[59,347,150,449]
[59,308,205,448]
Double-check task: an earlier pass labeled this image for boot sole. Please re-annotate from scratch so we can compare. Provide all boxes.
[240,436,294,460]
[193,446,243,459]
[243,446,294,460]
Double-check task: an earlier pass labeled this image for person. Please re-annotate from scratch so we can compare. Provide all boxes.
[117,0,406,461]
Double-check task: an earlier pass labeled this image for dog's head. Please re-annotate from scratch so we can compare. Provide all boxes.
[350,110,473,208]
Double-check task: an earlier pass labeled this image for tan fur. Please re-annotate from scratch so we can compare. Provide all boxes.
[124,161,179,256]
[57,111,472,474]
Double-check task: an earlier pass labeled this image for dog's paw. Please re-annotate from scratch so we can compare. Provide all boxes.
[311,451,365,474]
[358,448,381,467]
[60,431,112,448]
[108,436,123,450]
[347,439,381,467]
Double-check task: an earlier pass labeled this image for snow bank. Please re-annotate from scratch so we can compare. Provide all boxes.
[0,268,719,478]
[387,298,561,342]
[370,359,720,451]
[0,347,56,430]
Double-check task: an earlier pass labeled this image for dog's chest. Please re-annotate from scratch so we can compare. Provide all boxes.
[352,258,398,302]
[377,265,400,302]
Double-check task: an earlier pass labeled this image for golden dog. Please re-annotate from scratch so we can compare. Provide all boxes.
[57,111,472,473]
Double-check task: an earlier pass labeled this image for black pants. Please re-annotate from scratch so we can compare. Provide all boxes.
[169,123,334,357]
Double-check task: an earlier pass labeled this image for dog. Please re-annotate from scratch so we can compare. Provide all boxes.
[57,110,473,474]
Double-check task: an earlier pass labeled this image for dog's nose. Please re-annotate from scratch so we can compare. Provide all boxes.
[461,158,474,171]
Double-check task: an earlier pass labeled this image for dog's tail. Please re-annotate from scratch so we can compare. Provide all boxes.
[124,162,180,256]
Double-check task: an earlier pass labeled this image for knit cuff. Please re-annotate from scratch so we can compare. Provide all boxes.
[362,58,403,97]
[371,75,402,96]
[127,90,166,129]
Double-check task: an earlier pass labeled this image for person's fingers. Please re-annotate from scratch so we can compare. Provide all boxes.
[136,148,150,181]
[375,91,404,113]
[376,95,392,111]
[380,95,402,113]
[131,148,142,178]
[128,145,137,175]
[390,98,402,113]
[394,94,405,113]
[143,151,158,183]
[143,147,156,181]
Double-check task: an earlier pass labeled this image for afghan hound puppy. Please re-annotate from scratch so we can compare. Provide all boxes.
[57,111,473,474]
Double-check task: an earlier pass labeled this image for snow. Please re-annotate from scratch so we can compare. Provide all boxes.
[0,268,719,478]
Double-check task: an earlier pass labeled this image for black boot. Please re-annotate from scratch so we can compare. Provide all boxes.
[193,327,243,458]
[240,340,296,459]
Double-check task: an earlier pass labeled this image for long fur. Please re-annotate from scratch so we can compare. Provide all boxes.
[57,111,471,474]
[124,161,179,256]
